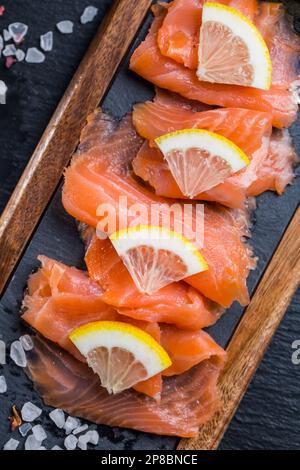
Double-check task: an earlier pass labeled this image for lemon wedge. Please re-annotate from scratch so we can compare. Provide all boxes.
[155,129,249,198]
[69,321,172,394]
[197,2,272,90]
[110,225,208,294]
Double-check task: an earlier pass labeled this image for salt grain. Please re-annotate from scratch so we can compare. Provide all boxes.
[10,340,27,367]
[3,29,12,41]
[40,31,53,52]
[3,438,19,450]
[49,408,65,429]
[32,424,47,442]
[0,339,6,363]
[80,6,98,24]
[77,435,88,450]
[19,423,32,437]
[15,49,25,62]
[25,434,42,450]
[2,44,17,56]
[57,20,74,34]
[51,445,63,450]
[19,334,34,351]
[0,375,7,393]
[85,430,99,445]
[25,47,45,64]
[64,434,78,450]
[21,402,42,422]
[0,35,3,55]
[64,416,81,434]
[8,22,28,44]
[73,424,89,435]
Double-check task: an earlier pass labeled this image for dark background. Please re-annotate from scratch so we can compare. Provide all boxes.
[0,0,300,450]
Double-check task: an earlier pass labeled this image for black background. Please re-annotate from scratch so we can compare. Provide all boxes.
[0,0,300,450]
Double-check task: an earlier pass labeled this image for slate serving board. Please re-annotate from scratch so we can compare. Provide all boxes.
[0,0,299,450]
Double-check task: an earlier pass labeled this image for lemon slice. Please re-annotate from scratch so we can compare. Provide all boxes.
[197,2,272,90]
[109,225,208,294]
[155,129,249,198]
[69,321,172,394]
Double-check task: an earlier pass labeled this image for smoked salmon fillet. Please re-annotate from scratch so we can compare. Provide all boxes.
[132,90,296,207]
[129,4,298,128]
[62,110,254,307]
[26,336,226,437]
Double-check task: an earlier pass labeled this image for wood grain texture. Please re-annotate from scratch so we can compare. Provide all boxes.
[178,205,300,450]
[0,0,152,294]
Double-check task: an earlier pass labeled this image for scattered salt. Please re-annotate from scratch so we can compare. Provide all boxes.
[2,44,17,57]
[10,340,27,367]
[8,22,28,44]
[3,29,12,41]
[64,434,78,450]
[21,402,42,422]
[19,423,32,437]
[57,20,74,34]
[0,35,3,55]
[25,47,45,64]
[80,6,98,24]
[3,438,19,450]
[51,445,63,450]
[25,434,42,450]
[15,49,25,62]
[64,416,81,434]
[85,429,99,445]
[73,424,89,435]
[0,375,7,393]
[40,31,53,52]
[19,334,34,351]
[49,408,65,429]
[77,435,88,450]
[32,424,47,442]
[0,339,5,363]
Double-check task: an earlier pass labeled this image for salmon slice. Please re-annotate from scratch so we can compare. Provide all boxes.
[129,4,298,128]
[22,256,162,400]
[158,0,258,69]
[132,91,296,207]
[26,336,226,437]
[62,110,254,307]
[85,230,222,330]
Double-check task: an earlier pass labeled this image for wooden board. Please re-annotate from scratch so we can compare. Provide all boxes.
[0,0,299,451]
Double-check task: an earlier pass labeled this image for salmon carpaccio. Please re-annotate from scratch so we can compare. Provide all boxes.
[27,336,226,437]
[62,110,255,307]
[129,3,299,128]
[132,90,297,208]
[22,256,226,407]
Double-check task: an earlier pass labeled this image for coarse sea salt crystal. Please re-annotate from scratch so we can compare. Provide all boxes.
[10,340,27,367]
[40,31,53,52]
[0,339,6,363]
[19,423,32,437]
[0,375,7,393]
[2,44,17,56]
[85,430,99,445]
[64,434,78,450]
[80,6,98,24]
[3,29,12,41]
[32,424,47,442]
[21,402,42,422]
[8,22,28,44]
[15,49,25,61]
[57,20,73,34]
[51,445,63,450]
[3,438,19,450]
[73,424,89,435]
[25,47,45,64]
[77,435,88,450]
[19,334,34,351]
[49,408,65,429]
[64,416,81,434]
[0,35,3,54]
[25,434,42,450]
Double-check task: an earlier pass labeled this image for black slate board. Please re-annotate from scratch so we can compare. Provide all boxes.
[0,0,300,451]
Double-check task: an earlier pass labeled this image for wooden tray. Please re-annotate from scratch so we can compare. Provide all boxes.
[0,0,299,450]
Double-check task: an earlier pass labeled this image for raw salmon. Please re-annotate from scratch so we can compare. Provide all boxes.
[26,336,226,437]
[62,110,254,306]
[132,91,296,207]
[85,230,222,330]
[158,0,258,69]
[129,4,298,128]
